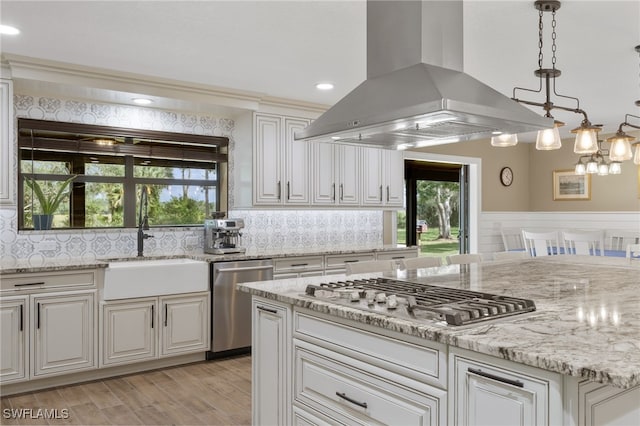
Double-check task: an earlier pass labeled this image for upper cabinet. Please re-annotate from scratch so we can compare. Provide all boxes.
[253,113,310,206]
[0,78,14,206]
[361,147,404,208]
[311,142,360,206]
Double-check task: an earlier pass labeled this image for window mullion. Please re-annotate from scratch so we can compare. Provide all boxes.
[123,155,136,228]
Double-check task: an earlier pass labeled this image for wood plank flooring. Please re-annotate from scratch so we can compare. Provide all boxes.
[1,355,251,426]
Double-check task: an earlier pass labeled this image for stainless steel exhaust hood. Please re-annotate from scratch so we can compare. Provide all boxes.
[295,0,552,149]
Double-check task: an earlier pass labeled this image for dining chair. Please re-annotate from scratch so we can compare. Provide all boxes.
[345,259,396,275]
[606,230,640,251]
[500,227,525,251]
[400,256,442,270]
[626,244,640,260]
[521,230,560,257]
[561,230,606,256]
[445,254,483,265]
[492,251,530,260]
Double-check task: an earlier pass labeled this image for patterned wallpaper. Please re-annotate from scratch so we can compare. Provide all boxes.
[0,93,384,265]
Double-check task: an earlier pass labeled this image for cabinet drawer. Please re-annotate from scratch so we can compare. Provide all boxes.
[1,271,96,293]
[376,249,418,261]
[325,253,375,270]
[294,310,446,389]
[274,256,324,273]
[295,342,445,426]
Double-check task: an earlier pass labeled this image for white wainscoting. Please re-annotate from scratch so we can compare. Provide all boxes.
[479,212,640,254]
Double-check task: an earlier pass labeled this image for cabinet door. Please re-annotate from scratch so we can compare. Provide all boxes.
[337,144,360,205]
[160,293,209,356]
[252,298,291,426]
[32,292,96,377]
[384,150,404,206]
[102,299,156,366]
[284,118,311,204]
[0,78,14,206]
[312,142,336,205]
[254,114,283,205]
[0,297,27,383]
[361,147,384,205]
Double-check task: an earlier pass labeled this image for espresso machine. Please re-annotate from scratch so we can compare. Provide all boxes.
[204,218,246,254]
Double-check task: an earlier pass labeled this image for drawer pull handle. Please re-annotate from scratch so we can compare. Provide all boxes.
[291,263,309,267]
[14,281,45,287]
[467,368,524,388]
[391,256,405,259]
[344,260,359,263]
[257,306,277,314]
[336,392,368,409]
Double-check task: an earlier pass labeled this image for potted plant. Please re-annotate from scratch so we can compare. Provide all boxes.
[24,176,76,230]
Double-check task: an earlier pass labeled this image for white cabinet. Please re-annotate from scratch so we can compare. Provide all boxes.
[361,147,404,207]
[312,142,360,206]
[273,255,324,279]
[0,78,14,206]
[563,377,640,426]
[450,347,562,426]
[254,113,310,205]
[0,297,27,383]
[32,292,96,377]
[101,292,209,367]
[252,297,292,426]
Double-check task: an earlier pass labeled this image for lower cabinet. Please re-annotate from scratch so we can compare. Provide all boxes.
[0,297,28,383]
[101,292,209,367]
[449,347,562,426]
[563,377,640,426]
[252,297,292,426]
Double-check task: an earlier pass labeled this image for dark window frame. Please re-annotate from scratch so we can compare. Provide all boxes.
[18,118,228,230]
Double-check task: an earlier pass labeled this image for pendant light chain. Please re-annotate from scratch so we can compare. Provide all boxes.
[551,8,557,70]
[537,8,544,70]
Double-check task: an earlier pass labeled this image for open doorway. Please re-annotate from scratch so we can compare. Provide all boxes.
[398,160,469,261]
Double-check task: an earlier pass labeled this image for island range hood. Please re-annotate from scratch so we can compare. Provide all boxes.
[294,1,552,149]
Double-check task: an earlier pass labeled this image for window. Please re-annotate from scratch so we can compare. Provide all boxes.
[18,119,228,230]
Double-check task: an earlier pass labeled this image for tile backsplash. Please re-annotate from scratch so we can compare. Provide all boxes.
[0,93,385,265]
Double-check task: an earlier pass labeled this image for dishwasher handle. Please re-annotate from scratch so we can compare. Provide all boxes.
[216,265,274,273]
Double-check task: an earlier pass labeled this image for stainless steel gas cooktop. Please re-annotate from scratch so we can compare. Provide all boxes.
[304,277,536,326]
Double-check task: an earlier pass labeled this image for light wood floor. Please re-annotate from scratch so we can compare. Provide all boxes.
[1,355,251,426]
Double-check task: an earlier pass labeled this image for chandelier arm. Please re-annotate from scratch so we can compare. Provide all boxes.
[551,77,581,110]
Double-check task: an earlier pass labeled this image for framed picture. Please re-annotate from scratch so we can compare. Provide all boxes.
[553,170,591,201]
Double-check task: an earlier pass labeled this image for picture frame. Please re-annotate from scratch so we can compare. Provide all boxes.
[553,170,591,201]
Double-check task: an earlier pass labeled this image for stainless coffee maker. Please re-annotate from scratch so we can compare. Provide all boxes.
[204,218,246,254]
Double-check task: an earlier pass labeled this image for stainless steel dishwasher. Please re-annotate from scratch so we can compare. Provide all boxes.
[207,259,273,358]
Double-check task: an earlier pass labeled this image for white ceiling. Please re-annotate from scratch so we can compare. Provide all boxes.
[1,0,639,140]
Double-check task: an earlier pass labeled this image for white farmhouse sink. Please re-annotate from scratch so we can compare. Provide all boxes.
[103,258,208,300]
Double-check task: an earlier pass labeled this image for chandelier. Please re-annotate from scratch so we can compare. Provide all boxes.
[506,0,601,153]
[574,140,621,176]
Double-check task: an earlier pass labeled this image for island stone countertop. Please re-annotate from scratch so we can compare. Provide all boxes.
[0,245,416,274]
[238,256,640,389]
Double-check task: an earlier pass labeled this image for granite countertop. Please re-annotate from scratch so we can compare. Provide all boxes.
[238,256,640,389]
[0,245,416,274]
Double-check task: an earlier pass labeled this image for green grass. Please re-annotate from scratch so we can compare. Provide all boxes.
[397,227,460,260]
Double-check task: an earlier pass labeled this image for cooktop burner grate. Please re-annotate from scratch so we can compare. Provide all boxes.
[304,277,536,326]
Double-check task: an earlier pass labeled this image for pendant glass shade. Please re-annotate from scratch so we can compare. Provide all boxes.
[574,162,586,175]
[490,133,518,147]
[536,123,562,150]
[606,133,634,161]
[634,144,640,165]
[585,159,599,174]
[597,163,609,176]
[608,161,622,174]
[572,127,599,154]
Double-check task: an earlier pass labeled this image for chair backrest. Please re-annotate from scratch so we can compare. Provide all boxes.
[446,253,483,265]
[400,256,442,270]
[606,230,640,250]
[500,227,525,251]
[492,251,530,260]
[522,230,560,257]
[561,230,605,256]
[626,243,640,259]
[345,259,396,275]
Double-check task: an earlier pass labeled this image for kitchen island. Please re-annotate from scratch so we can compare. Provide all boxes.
[239,256,640,426]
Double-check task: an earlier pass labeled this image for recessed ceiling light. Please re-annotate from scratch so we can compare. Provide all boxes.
[315,82,334,91]
[0,25,20,35]
[132,98,153,105]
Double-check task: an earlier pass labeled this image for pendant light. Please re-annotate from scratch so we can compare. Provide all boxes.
[511,1,600,152]
[490,133,518,147]
[607,114,639,162]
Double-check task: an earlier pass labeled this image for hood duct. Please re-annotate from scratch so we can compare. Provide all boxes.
[295,0,552,149]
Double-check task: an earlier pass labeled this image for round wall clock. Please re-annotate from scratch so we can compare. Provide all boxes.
[500,167,513,187]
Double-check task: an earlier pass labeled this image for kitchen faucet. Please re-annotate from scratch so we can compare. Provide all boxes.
[137,185,153,257]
